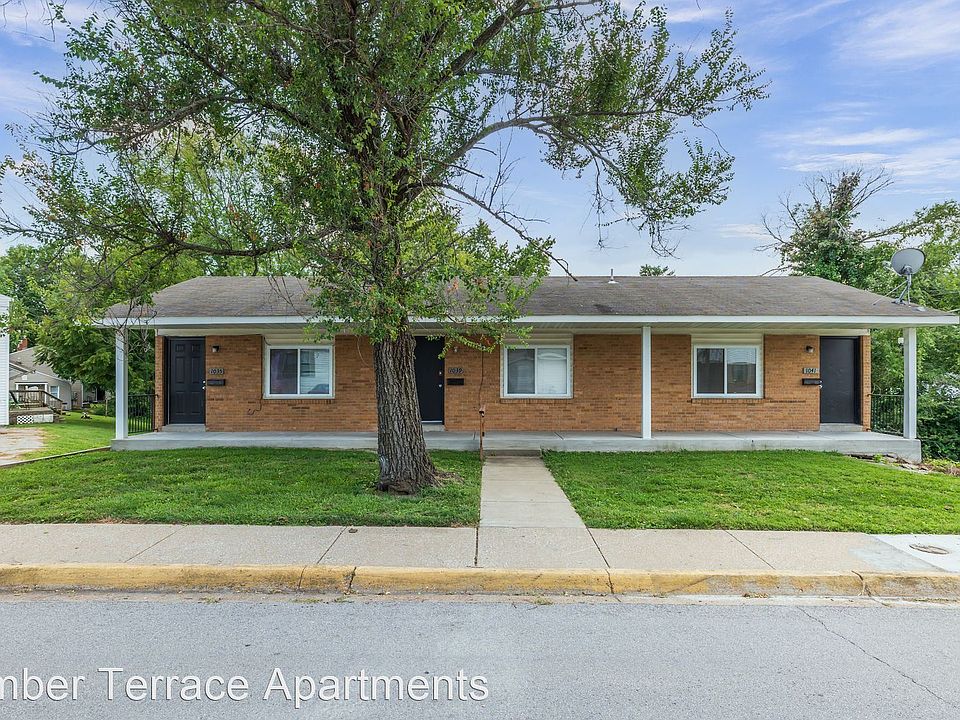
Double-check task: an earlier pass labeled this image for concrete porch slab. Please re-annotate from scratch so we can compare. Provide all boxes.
[0,523,180,564]
[112,429,922,462]
[318,527,477,568]
[591,529,771,572]
[728,530,943,573]
[130,525,344,566]
[477,527,606,569]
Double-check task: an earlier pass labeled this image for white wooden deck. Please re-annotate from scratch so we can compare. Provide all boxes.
[113,428,922,462]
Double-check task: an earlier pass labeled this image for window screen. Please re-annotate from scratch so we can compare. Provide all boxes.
[269,348,298,395]
[696,346,759,396]
[269,347,332,396]
[505,347,569,396]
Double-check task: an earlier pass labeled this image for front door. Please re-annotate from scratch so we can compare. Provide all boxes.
[820,337,860,424]
[166,337,206,424]
[414,337,445,423]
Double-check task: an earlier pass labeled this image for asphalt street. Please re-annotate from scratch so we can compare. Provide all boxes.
[0,594,958,719]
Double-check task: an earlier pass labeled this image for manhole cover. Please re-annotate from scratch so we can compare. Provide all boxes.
[909,543,950,555]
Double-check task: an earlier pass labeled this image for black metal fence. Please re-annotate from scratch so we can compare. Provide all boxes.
[871,393,903,435]
[128,394,155,435]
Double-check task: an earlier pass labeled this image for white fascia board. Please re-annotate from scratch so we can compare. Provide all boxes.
[97,312,959,329]
[511,314,959,327]
[95,315,317,328]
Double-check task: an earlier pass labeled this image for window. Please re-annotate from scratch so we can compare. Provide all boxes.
[693,345,761,397]
[502,345,571,397]
[265,346,333,397]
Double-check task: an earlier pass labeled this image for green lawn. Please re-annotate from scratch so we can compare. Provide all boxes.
[23,412,116,459]
[543,450,960,533]
[0,449,481,526]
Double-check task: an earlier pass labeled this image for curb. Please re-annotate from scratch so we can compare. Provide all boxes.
[0,564,958,599]
[0,564,353,593]
[608,570,869,597]
[352,567,611,594]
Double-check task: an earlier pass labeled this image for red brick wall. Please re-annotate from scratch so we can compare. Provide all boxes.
[152,331,872,433]
[651,334,821,432]
[443,335,643,433]
[861,334,872,430]
[154,336,165,430]
[202,335,378,432]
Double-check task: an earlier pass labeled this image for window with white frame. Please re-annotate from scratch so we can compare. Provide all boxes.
[502,345,571,397]
[265,346,333,398]
[693,345,761,397]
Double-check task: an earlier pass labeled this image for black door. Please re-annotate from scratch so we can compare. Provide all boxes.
[820,337,860,424]
[414,337,445,423]
[166,337,206,424]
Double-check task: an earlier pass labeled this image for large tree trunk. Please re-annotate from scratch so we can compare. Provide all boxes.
[373,325,438,493]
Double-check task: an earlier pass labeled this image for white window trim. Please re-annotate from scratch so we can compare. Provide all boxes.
[691,343,763,399]
[501,343,573,399]
[263,343,335,399]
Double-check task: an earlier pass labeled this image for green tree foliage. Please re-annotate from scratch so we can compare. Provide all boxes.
[638,264,674,276]
[2,0,765,491]
[764,170,960,458]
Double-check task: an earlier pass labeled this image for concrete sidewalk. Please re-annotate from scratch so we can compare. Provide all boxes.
[1,523,956,575]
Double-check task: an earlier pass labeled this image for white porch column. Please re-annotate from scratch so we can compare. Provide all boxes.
[0,293,10,427]
[903,327,918,440]
[115,328,129,440]
[641,325,652,439]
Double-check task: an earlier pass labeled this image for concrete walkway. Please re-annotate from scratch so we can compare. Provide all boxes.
[478,456,604,568]
[480,456,585,528]
[0,523,955,574]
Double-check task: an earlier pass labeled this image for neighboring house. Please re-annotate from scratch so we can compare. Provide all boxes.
[102,275,959,460]
[9,346,83,411]
[0,293,9,426]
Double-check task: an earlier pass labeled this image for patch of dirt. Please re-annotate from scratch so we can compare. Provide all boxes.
[0,427,46,465]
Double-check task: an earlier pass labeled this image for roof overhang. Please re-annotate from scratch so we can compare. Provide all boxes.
[96,312,960,330]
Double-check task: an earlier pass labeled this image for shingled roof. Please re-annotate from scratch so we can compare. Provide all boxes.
[105,274,958,324]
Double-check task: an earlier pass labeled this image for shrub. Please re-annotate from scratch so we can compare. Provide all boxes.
[919,375,960,461]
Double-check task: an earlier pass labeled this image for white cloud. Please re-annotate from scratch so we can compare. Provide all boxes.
[840,0,960,65]
[718,222,770,242]
[659,1,727,24]
[776,140,960,192]
[783,151,891,173]
[0,0,97,46]
[0,67,47,112]
[779,127,934,147]
[754,0,851,28]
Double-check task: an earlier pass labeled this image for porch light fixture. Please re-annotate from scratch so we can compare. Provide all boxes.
[211,345,221,353]
[805,345,815,354]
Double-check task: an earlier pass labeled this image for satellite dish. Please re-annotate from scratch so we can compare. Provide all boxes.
[891,248,925,276]
[890,248,925,304]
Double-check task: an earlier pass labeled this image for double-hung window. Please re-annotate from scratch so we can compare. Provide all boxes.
[265,345,334,398]
[693,345,761,398]
[502,345,571,398]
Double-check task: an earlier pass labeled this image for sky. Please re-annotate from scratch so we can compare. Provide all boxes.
[1,0,960,276]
